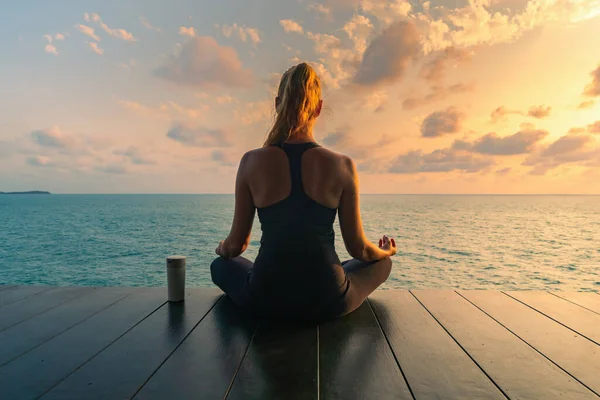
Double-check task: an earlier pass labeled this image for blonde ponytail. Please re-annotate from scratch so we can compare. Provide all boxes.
[263,63,322,147]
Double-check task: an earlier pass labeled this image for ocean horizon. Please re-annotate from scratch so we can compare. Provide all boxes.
[1,194,598,292]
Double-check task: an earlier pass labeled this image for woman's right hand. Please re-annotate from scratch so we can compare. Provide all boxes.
[378,235,397,257]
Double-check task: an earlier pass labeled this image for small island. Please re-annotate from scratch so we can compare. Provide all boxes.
[0,191,51,195]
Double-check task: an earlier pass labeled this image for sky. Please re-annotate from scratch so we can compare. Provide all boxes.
[1,0,599,194]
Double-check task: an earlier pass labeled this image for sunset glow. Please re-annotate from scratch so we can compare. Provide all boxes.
[1,0,599,194]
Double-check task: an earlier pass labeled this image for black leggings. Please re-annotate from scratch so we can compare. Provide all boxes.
[210,256,392,321]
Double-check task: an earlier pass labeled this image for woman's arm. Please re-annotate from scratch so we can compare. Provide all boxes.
[217,153,256,259]
[338,157,393,262]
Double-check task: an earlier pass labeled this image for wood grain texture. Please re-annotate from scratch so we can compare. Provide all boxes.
[319,301,413,400]
[549,291,600,315]
[134,296,257,400]
[506,291,600,345]
[41,288,221,400]
[370,291,505,400]
[460,290,600,396]
[227,321,318,400]
[0,286,133,366]
[413,290,597,400]
[0,288,166,400]
[0,286,94,332]
[0,285,54,307]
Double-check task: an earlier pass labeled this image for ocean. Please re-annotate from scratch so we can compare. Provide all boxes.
[0,194,598,291]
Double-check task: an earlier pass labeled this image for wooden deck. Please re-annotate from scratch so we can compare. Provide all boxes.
[0,285,599,399]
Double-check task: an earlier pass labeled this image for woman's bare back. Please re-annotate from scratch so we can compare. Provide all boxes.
[242,143,350,210]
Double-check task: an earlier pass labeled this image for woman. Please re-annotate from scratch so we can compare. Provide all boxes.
[211,62,396,323]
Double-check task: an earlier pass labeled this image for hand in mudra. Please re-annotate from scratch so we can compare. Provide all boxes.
[378,235,397,257]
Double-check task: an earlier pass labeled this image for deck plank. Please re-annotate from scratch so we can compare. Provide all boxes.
[134,296,257,400]
[319,301,413,400]
[0,287,166,400]
[549,292,600,315]
[460,290,600,396]
[0,286,133,366]
[0,285,54,307]
[0,286,95,332]
[40,288,221,400]
[506,291,600,345]
[370,291,505,400]
[413,290,597,400]
[226,320,318,400]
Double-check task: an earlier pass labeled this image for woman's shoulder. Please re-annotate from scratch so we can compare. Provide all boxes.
[240,144,354,170]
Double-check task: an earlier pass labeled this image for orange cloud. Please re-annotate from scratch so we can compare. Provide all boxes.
[353,20,420,87]
[74,24,101,41]
[421,107,465,138]
[280,20,304,34]
[155,37,254,89]
[85,13,137,42]
[167,124,233,147]
[179,26,196,37]
[217,23,261,46]
[140,16,161,33]
[583,64,600,96]
[87,41,104,55]
[389,148,494,174]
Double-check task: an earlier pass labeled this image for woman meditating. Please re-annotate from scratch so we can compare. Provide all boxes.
[211,62,396,322]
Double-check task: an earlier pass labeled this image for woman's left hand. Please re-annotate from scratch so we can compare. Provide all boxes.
[215,240,225,257]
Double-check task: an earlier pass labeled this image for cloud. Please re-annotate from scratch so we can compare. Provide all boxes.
[322,128,398,161]
[55,33,65,41]
[95,164,127,174]
[280,20,304,34]
[490,104,551,123]
[155,36,254,89]
[420,47,471,83]
[87,41,104,55]
[27,156,55,167]
[117,58,137,71]
[307,3,331,17]
[342,14,373,54]
[234,99,273,125]
[490,106,521,123]
[421,107,465,138]
[179,26,196,37]
[353,20,420,87]
[45,44,58,55]
[210,150,236,166]
[589,120,600,133]
[469,129,549,155]
[116,99,207,120]
[523,133,599,175]
[402,83,474,110]
[85,13,137,42]
[389,147,494,174]
[140,16,161,32]
[322,129,350,147]
[31,126,76,149]
[166,124,233,147]
[583,64,600,97]
[113,146,155,165]
[541,134,591,157]
[218,23,261,46]
[578,100,595,109]
[527,105,552,119]
[359,0,412,25]
[495,167,512,176]
[74,24,101,41]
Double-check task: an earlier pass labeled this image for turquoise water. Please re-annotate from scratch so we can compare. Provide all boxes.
[0,194,598,291]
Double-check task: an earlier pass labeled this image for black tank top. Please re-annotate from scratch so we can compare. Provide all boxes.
[255,142,339,264]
